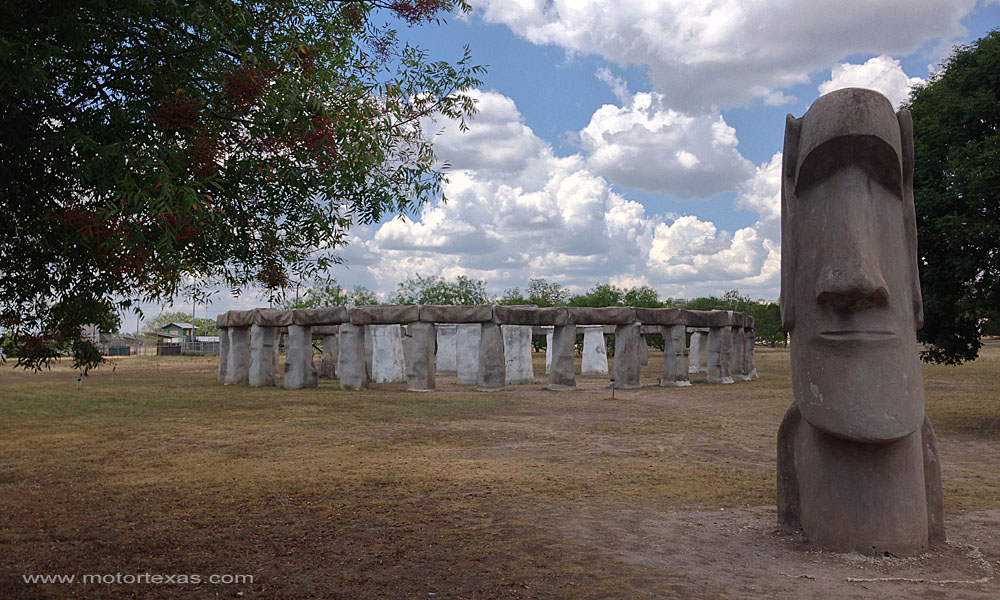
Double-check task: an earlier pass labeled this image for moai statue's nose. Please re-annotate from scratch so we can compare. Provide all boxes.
[816,249,890,313]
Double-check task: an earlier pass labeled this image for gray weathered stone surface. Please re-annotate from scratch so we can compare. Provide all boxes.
[249,324,277,387]
[639,334,649,370]
[493,306,568,326]
[544,330,553,374]
[225,326,250,385]
[217,312,231,328]
[746,329,758,379]
[661,324,691,386]
[455,323,481,385]
[706,326,733,384]
[566,306,636,325]
[337,323,369,390]
[547,325,576,390]
[364,325,373,380]
[402,322,436,391]
[634,308,684,326]
[477,322,505,391]
[435,324,458,374]
[502,325,534,385]
[318,334,338,379]
[227,310,253,328]
[687,330,703,373]
[282,324,317,389]
[419,305,493,323]
[580,325,608,375]
[731,326,750,381]
[612,323,641,389]
[349,305,418,325]
[251,308,292,327]
[218,326,229,383]
[291,307,349,326]
[370,324,406,384]
[776,87,943,555]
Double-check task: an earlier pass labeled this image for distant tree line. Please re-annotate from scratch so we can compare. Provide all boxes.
[280,276,787,347]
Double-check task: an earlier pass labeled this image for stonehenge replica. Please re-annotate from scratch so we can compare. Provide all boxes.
[777,88,944,555]
[215,305,757,394]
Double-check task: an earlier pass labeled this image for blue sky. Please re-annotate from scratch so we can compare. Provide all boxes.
[140,0,999,327]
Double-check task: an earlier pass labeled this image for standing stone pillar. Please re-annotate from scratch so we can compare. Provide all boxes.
[580,325,608,375]
[746,328,758,379]
[706,326,734,384]
[477,322,506,391]
[547,324,576,390]
[217,326,230,383]
[337,323,369,391]
[544,329,554,374]
[435,324,458,374]
[613,323,641,389]
[249,324,277,387]
[403,322,436,391]
[274,330,286,379]
[687,330,702,374]
[363,325,374,380]
[502,325,534,385]
[225,326,251,385]
[639,335,649,370]
[318,333,338,379]
[455,323,482,385]
[371,324,406,384]
[661,324,691,386]
[697,330,709,372]
[731,325,749,381]
[283,324,317,389]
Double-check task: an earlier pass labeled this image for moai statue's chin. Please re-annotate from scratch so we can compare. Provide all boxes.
[777,88,944,556]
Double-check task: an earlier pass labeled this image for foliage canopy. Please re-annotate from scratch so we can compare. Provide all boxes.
[0,0,482,371]
[906,29,1000,364]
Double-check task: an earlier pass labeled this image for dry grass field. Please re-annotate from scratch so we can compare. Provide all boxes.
[0,346,998,599]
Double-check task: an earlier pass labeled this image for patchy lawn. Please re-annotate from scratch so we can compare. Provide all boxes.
[1,347,998,598]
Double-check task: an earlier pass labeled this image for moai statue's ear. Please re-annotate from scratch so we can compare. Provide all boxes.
[780,114,802,331]
[898,108,924,329]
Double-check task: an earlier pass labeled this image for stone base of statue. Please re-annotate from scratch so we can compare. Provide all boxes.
[777,405,945,555]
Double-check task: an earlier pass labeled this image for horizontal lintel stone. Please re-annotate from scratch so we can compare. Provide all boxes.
[251,308,292,327]
[348,305,419,325]
[419,305,493,323]
[566,306,636,325]
[634,308,685,326]
[493,306,568,326]
[292,307,350,326]
[226,310,253,327]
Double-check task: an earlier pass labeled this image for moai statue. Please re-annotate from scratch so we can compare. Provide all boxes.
[777,88,944,555]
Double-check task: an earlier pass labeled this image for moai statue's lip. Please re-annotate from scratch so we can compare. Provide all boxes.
[817,330,896,343]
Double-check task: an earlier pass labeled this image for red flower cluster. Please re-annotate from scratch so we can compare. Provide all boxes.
[153,95,201,133]
[390,0,445,25]
[223,64,268,111]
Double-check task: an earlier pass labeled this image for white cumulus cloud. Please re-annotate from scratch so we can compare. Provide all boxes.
[474,0,977,110]
[579,91,754,198]
[818,54,925,108]
[346,90,783,300]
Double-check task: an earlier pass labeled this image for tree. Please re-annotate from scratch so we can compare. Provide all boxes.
[568,283,624,307]
[0,0,483,371]
[682,289,786,346]
[280,280,378,309]
[905,29,1000,364]
[525,278,569,307]
[391,274,487,305]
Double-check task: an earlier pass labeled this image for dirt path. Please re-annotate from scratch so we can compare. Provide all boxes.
[0,348,997,598]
